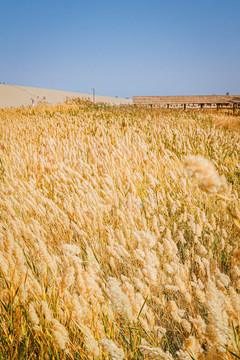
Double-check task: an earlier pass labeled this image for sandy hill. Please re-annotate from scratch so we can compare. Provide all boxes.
[0,84,132,108]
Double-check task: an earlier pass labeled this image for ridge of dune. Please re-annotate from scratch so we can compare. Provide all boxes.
[0,84,132,108]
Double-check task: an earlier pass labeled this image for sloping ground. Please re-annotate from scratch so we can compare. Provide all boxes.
[0,103,240,359]
[0,84,132,108]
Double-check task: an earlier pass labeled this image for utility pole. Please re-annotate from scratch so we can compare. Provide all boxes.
[91,88,95,103]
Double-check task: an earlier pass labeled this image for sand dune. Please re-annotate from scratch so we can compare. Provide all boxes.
[0,84,132,108]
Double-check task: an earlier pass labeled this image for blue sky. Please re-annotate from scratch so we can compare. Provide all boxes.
[0,0,239,98]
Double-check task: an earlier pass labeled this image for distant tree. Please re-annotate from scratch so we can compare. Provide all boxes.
[226,92,230,95]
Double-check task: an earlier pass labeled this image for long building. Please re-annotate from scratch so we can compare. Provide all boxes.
[133,95,240,109]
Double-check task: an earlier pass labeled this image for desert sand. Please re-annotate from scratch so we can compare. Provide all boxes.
[0,84,132,108]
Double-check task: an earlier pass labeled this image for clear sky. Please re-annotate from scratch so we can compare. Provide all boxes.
[0,0,239,98]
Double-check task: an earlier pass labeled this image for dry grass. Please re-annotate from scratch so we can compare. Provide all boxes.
[0,100,240,359]
[213,115,240,134]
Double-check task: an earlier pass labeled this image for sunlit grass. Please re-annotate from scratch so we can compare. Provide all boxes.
[0,100,239,359]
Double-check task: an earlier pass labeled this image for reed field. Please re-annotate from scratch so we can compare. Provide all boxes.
[0,100,240,359]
